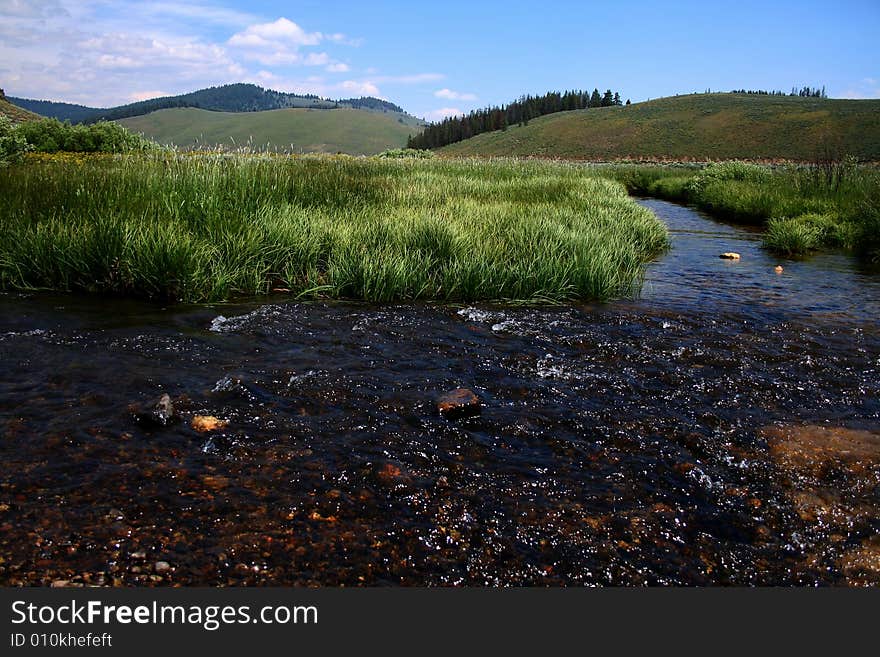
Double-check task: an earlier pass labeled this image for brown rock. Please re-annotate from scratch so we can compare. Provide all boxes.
[761,424,880,478]
[191,415,228,432]
[437,388,481,420]
[774,265,784,274]
[719,252,741,260]
[375,462,413,488]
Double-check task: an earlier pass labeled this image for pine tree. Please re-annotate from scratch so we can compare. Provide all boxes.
[590,88,601,107]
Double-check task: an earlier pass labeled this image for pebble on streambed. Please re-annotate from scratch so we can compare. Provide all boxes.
[436,388,482,420]
[191,415,228,432]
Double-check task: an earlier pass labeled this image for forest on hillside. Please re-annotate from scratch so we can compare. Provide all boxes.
[9,83,405,123]
[408,88,625,150]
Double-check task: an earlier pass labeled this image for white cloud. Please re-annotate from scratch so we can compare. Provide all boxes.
[374,73,444,84]
[839,77,880,99]
[0,0,68,18]
[426,107,463,121]
[434,88,477,101]
[304,52,330,66]
[227,17,358,69]
[228,18,322,48]
[129,90,171,102]
[0,3,441,109]
[326,32,363,47]
[339,80,381,97]
[134,2,255,27]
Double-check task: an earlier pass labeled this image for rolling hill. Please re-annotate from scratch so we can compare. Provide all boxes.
[440,93,880,161]
[8,83,406,123]
[118,106,424,155]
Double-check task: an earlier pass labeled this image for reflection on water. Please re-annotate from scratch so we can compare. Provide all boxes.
[0,199,877,586]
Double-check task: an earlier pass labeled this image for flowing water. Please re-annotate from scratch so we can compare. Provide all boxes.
[1,199,878,586]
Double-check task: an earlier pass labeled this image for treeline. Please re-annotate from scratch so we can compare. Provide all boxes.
[728,85,827,98]
[342,97,404,113]
[86,84,338,122]
[9,84,407,123]
[409,88,625,150]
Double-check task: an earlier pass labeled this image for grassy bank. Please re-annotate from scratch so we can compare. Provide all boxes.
[0,154,667,303]
[606,162,880,261]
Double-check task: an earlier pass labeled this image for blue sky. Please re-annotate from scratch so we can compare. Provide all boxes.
[1,0,878,119]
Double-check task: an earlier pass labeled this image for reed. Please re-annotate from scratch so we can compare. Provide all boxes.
[0,154,668,302]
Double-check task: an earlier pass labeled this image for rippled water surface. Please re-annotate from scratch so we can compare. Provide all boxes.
[1,199,878,586]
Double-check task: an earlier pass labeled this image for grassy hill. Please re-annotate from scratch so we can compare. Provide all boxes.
[0,93,40,123]
[118,107,424,155]
[440,93,880,161]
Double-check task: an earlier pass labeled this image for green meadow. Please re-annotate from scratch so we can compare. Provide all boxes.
[118,107,423,155]
[0,154,668,303]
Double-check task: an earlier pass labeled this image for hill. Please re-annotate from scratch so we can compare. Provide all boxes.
[4,97,95,123]
[8,83,406,124]
[439,93,880,161]
[0,89,41,123]
[118,106,423,155]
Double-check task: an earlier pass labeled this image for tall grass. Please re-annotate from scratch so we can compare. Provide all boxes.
[0,154,668,303]
[604,162,880,260]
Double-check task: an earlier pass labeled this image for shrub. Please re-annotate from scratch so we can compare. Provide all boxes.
[0,115,30,165]
[686,161,771,196]
[14,118,159,153]
[376,148,436,159]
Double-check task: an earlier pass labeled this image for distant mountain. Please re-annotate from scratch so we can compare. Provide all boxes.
[8,83,407,123]
[440,93,880,161]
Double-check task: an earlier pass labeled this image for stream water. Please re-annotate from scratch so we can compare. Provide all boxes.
[1,198,878,586]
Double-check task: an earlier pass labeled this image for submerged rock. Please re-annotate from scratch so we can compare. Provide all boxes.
[437,388,481,420]
[719,252,741,260]
[762,424,880,556]
[191,415,228,432]
[130,393,179,428]
[838,536,880,586]
[762,424,880,478]
[374,461,413,489]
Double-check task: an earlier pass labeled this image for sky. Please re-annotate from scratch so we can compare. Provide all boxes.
[1,0,878,120]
